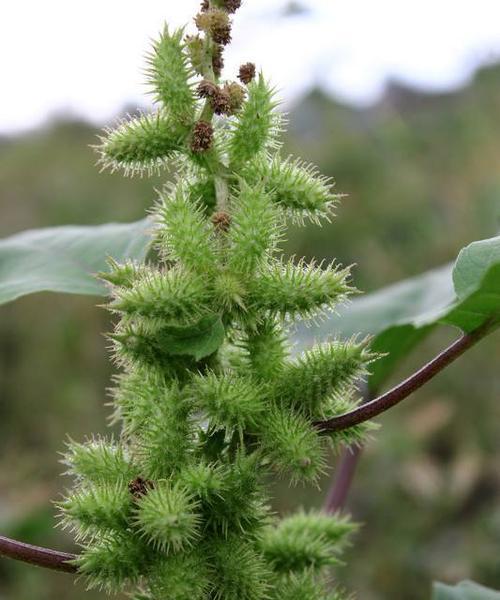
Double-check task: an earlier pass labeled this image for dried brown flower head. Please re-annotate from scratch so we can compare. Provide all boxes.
[212,210,232,232]
[238,62,256,85]
[224,0,242,13]
[191,120,214,153]
[128,477,155,499]
[212,88,232,115]
[197,79,219,99]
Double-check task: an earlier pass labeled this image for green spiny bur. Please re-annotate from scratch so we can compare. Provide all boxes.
[60,2,375,599]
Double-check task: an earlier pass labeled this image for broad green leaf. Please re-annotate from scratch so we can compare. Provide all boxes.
[0,219,151,305]
[295,235,500,391]
[154,315,225,360]
[433,580,500,599]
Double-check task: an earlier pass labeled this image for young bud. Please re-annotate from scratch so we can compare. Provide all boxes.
[238,62,256,85]
[185,34,206,76]
[224,81,246,112]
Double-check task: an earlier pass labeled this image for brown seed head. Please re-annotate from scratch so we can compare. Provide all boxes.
[210,10,232,45]
[238,62,256,85]
[212,88,232,115]
[191,120,214,153]
[197,79,219,99]
[224,0,242,13]
[212,210,232,232]
[128,477,155,499]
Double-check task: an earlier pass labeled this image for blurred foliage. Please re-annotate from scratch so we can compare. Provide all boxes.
[1,64,500,599]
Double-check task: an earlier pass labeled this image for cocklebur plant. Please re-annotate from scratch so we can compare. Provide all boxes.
[58,1,376,598]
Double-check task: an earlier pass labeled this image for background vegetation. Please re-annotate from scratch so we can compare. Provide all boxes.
[1,63,499,599]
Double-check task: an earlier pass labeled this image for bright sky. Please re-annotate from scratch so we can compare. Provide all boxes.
[2,0,500,133]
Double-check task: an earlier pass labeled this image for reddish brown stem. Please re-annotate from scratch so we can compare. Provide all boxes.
[324,445,364,513]
[323,387,372,513]
[0,535,77,573]
[315,323,494,434]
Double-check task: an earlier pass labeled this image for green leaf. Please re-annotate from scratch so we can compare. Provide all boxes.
[154,314,225,361]
[0,219,151,305]
[432,580,500,599]
[295,234,500,391]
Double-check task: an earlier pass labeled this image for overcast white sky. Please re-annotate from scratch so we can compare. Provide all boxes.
[2,0,500,133]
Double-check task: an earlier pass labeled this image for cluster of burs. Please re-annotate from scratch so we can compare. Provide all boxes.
[59,1,375,598]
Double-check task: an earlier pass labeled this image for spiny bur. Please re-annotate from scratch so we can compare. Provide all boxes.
[59,2,376,598]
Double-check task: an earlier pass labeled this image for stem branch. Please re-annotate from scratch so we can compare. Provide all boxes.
[315,321,495,434]
[0,535,77,573]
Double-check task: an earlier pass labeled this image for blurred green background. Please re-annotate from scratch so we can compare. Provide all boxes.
[0,64,499,600]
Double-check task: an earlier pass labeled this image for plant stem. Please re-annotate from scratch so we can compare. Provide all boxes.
[314,321,496,434]
[323,387,372,513]
[323,445,364,514]
[0,535,77,573]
